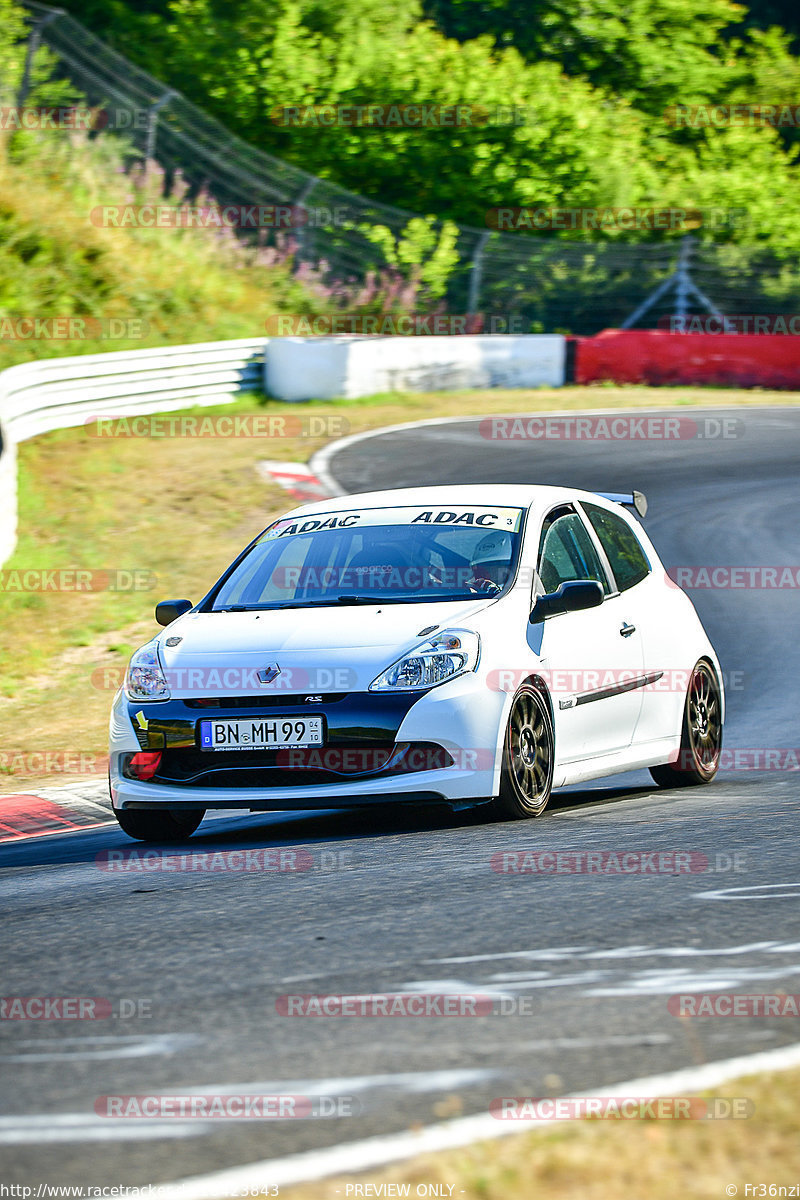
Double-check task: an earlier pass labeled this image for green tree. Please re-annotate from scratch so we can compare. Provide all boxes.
[425,0,748,113]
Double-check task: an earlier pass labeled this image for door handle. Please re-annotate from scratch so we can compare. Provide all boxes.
[619,622,636,637]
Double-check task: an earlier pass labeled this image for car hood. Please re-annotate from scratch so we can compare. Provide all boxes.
[156,598,494,696]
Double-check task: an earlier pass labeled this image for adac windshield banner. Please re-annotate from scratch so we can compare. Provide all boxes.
[262,505,525,540]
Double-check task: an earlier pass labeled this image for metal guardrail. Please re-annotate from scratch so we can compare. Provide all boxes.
[0,338,266,568]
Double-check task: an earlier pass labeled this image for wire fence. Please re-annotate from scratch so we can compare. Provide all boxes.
[18,1,800,335]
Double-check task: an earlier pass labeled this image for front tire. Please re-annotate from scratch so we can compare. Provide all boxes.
[113,807,205,842]
[491,684,555,819]
[650,660,722,788]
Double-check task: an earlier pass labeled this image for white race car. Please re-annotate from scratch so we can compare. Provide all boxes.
[109,485,724,841]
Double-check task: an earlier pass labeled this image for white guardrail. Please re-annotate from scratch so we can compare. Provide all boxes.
[0,334,566,567]
[0,338,266,568]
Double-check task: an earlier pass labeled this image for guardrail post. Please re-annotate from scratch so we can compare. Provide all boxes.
[16,9,61,110]
[144,90,176,170]
[467,231,490,318]
[292,176,319,271]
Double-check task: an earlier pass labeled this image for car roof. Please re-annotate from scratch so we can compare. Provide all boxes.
[279,484,629,519]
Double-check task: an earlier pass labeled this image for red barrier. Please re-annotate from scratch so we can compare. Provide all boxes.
[574,330,800,388]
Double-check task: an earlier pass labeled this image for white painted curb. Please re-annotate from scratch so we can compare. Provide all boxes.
[152,1042,800,1197]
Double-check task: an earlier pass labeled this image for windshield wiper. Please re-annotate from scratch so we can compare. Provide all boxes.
[216,604,266,612]
[277,595,382,609]
[219,592,486,613]
[332,595,380,605]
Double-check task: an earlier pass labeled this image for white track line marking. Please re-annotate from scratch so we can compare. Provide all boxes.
[696,883,800,900]
[0,1114,207,1144]
[151,1042,800,1198]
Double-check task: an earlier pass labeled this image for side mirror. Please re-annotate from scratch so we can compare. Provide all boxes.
[155,598,192,627]
[529,580,604,623]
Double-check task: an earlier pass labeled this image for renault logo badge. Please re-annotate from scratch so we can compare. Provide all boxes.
[257,663,281,684]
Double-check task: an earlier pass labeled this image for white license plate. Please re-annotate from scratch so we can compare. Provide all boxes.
[199,717,324,751]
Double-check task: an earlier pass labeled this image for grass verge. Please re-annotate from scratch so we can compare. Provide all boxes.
[282,1065,800,1200]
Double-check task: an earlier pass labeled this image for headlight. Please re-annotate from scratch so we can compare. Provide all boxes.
[124,641,170,701]
[370,630,480,691]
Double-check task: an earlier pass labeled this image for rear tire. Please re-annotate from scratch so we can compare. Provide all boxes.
[491,684,555,819]
[113,807,205,842]
[649,660,722,788]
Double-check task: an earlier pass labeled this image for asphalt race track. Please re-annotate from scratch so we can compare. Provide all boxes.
[2,405,799,1187]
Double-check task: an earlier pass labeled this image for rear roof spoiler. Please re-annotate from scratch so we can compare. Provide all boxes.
[594,491,648,518]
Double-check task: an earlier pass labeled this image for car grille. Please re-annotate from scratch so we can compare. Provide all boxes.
[150,741,454,787]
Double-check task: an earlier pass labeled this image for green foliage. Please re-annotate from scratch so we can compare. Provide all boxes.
[425,0,746,112]
[362,218,460,303]
[0,0,75,111]
[46,0,800,263]
[0,125,332,371]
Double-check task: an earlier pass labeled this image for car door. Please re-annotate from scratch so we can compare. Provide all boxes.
[578,499,665,747]
[529,505,645,763]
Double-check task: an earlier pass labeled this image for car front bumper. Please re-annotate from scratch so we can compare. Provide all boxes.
[109,676,506,810]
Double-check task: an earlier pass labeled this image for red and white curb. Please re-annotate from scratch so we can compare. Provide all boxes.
[0,781,112,842]
[258,461,332,503]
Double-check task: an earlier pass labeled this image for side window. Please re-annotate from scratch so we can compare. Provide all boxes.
[582,502,650,591]
[537,510,611,595]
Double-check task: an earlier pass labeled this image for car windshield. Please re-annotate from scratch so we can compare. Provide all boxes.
[210,503,526,609]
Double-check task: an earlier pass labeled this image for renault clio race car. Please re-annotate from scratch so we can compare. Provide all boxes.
[109,485,724,840]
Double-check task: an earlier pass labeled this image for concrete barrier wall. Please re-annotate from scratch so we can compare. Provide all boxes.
[265,335,567,401]
[574,329,800,388]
